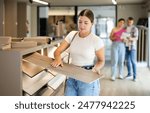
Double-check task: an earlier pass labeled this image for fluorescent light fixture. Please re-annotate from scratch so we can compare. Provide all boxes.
[112,0,117,5]
[32,0,48,5]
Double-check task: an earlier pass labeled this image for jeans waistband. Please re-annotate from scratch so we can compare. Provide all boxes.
[81,65,94,70]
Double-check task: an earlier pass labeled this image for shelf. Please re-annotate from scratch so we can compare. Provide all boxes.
[39,87,54,96]
[0,39,63,96]
[23,71,54,95]
[22,60,45,78]
[48,74,66,90]
[7,38,63,56]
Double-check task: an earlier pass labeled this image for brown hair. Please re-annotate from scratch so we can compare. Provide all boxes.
[78,9,94,23]
[118,18,125,22]
[128,17,134,21]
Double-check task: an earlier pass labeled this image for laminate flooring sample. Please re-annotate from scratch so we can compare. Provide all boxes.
[24,52,104,83]
[22,60,45,78]
[22,71,54,95]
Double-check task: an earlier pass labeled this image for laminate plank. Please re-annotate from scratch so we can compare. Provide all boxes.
[47,74,66,90]
[22,71,54,95]
[24,52,104,83]
[22,60,45,78]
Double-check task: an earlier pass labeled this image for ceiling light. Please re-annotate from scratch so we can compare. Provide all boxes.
[112,0,117,5]
[30,0,48,5]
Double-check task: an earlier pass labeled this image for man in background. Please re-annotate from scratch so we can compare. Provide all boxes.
[125,17,138,82]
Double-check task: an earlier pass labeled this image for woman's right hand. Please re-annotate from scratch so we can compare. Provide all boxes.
[51,59,63,67]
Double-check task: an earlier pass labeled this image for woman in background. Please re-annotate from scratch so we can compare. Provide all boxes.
[110,18,126,81]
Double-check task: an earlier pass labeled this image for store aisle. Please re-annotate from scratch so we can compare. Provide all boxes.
[100,61,150,96]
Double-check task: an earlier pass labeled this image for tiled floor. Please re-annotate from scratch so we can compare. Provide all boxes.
[100,61,150,96]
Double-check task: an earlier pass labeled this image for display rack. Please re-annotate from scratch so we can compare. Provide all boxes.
[0,39,64,96]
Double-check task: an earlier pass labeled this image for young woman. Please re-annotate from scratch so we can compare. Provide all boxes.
[110,18,126,81]
[51,9,105,96]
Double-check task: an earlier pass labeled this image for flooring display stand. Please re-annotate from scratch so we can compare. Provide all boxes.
[0,39,65,96]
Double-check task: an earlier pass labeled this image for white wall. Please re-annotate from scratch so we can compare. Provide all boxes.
[117,4,147,24]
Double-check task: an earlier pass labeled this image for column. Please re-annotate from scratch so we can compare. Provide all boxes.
[4,0,17,37]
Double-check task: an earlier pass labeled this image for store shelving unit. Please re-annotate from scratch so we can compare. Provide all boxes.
[0,39,64,96]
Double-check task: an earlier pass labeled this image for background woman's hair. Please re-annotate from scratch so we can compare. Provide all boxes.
[118,18,125,22]
[78,9,94,23]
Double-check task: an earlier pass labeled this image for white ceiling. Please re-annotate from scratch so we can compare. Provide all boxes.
[18,0,148,6]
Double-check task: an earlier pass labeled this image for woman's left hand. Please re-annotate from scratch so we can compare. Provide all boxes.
[92,66,101,75]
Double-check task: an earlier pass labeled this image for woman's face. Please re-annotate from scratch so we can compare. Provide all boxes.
[117,20,125,28]
[78,16,92,34]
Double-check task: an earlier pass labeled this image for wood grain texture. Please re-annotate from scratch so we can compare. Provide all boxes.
[11,41,37,48]
[22,60,45,78]
[22,71,54,95]
[24,52,104,83]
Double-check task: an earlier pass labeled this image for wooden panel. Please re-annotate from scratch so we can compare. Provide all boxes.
[22,60,45,78]
[48,74,66,90]
[24,52,52,68]
[17,2,27,37]
[22,71,54,95]
[5,0,17,37]
[11,41,37,48]
[0,36,11,45]
[23,36,51,45]
[0,44,11,50]
[24,52,104,83]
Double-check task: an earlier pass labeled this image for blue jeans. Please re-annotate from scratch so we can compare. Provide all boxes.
[111,42,125,77]
[126,47,137,79]
[64,78,100,96]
